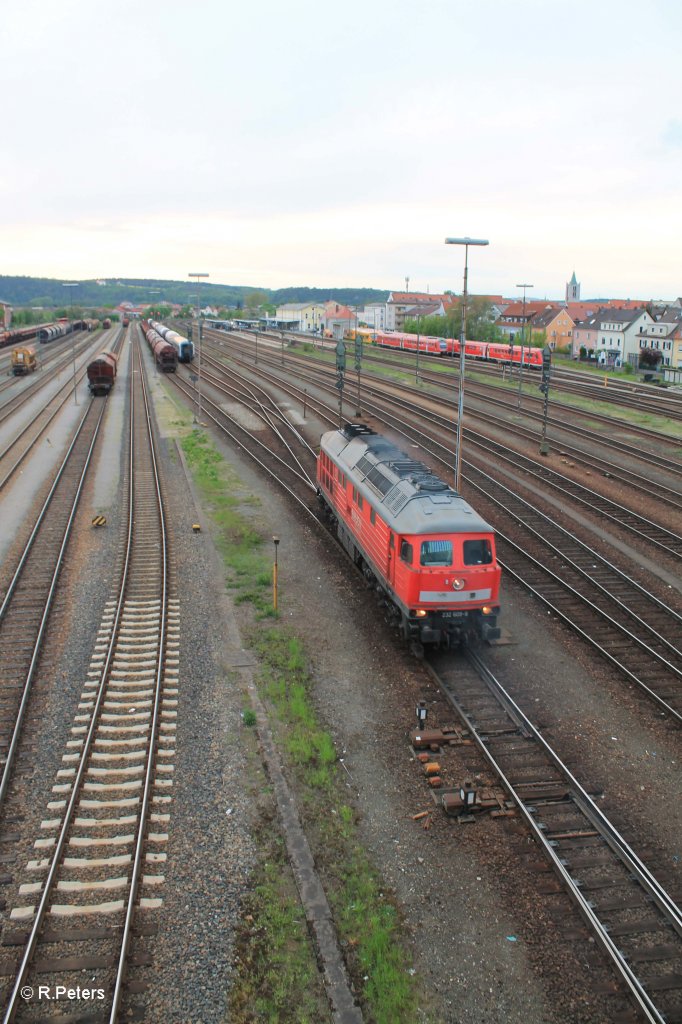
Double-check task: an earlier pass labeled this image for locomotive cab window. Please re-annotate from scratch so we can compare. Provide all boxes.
[400,540,413,564]
[463,539,493,565]
[420,540,452,566]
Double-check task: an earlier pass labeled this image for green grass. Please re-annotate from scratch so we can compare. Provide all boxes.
[253,629,422,1022]
[180,430,276,615]
[230,840,331,1024]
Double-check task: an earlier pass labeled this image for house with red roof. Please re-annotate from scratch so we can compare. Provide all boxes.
[386,291,450,330]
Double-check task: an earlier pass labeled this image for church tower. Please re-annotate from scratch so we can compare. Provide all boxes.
[566,271,580,303]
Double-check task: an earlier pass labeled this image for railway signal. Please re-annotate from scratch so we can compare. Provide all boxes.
[354,337,363,415]
[335,340,346,425]
[539,345,552,455]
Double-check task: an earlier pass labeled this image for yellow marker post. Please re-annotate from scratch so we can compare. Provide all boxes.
[273,536,280,613]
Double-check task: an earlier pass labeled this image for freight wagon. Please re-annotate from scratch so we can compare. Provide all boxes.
[87,351,118,395]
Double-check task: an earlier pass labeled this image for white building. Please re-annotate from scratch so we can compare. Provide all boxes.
[594,308,652,367]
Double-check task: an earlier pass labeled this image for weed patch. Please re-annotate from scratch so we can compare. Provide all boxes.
[180,431,275,615]
[253,628,421,1022]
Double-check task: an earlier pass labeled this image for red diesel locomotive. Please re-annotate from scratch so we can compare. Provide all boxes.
[317,424,501,647]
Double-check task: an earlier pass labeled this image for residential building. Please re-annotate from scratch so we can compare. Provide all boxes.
[385,291,449,331]
[359,303,386,331]
[323,301,355,339]
[572,313,602,358]
[496,301,558,340]
[634,307,682,367]
[529,307,576,350]
[595,308,653,367]
[0,301,11,329]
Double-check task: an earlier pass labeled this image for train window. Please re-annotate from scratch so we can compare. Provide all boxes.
[463,539,493,565]
[400,540,413,564]
[420,540,452,566]
[370,509,376,525]
[358,494,364,509]
[389,533,395,549]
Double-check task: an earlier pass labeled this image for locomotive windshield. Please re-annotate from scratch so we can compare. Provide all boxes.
[463,539,493,565]
[420,540,452,566]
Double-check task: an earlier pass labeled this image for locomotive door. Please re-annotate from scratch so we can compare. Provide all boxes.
[387,532,396,587]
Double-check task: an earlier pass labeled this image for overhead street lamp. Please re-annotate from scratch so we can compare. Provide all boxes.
[188,273,209,424]
[444,237,489,492]
[62,282,79,406]
[516,283,533,408]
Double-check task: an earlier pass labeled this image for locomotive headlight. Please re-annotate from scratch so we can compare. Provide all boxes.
[415,609,427,618]
[482,605,493,615]
[452,578,465,591]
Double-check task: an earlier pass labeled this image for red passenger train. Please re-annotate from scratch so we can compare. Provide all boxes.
[317,424,501,647]
[355,327,543,367]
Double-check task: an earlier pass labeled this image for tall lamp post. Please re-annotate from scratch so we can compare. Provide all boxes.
[188,272,209,424]
[516,282,533,408]
[445,237,489,492]
[62,282,79,405]
[415,314,421,383]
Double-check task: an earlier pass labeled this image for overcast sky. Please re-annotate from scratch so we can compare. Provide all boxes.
[3,0,681,300]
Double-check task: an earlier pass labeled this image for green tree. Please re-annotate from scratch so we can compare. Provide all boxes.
[639,347,663,369]
[244,290,270,315]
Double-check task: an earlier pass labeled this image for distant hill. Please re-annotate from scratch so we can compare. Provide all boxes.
[0,276,389,309]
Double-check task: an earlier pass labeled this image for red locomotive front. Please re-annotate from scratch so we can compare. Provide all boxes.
[317,424,501,647]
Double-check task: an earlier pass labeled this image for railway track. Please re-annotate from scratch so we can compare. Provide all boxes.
[427,647,682,1024]
[196,343,682,720]
[0,329,125,496]
[205,338,682,562]
[0,398,107,811]
[213,329,682,487]
[0,331,176,1021]
[166,327,682,1019]
[0,333,98,424]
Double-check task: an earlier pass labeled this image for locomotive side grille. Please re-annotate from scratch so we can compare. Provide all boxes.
[383,484,412,514]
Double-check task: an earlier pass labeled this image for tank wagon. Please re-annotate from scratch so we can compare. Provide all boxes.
[149,321,194,362]
[11,346,38,375]
[141,320,178,373]
[87,351,118,395]
[38,322,74,344]
[317,424,501,647]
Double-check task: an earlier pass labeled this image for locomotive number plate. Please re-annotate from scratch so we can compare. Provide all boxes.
[440,611,462,619]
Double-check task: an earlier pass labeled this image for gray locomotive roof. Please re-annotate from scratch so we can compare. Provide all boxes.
[322,425,495,535]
